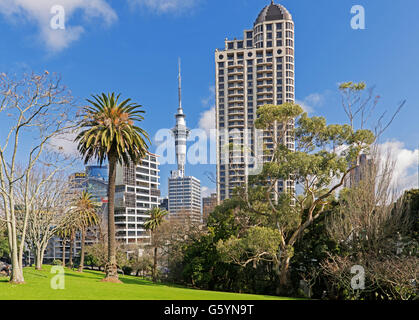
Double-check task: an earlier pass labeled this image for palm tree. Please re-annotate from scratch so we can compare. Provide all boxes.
[144,207,168,282]
[57,221,74,268]
[75,93,149,282]
[71,191,99,272]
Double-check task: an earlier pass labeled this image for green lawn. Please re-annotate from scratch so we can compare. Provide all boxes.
[0,266,294,300]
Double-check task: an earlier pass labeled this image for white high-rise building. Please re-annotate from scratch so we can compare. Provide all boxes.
[168,60,202,222]
[215,1,296,202]
[114,154,160,244]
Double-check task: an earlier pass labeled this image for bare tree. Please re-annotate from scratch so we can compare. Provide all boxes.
[15,168,72,270]
[0,72,76,283]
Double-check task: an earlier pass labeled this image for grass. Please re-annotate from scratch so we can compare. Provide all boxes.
[0,265,295,300]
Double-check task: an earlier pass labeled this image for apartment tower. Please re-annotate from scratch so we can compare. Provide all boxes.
[215,1,296,202]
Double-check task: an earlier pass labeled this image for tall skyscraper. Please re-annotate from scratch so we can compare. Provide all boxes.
[168,60,202,223]
[114,154,161,244]
[215,1,295,202]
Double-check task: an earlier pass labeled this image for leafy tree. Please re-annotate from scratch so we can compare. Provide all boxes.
[75,93,149,282]
[144,207,168,282]
[217,99,375,294]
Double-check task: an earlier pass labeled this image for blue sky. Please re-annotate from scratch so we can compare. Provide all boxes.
[0,0,418,196]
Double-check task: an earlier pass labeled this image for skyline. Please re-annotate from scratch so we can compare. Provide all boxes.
[0,0,418,197]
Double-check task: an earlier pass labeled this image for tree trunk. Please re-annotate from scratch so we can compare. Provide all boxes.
[8,204,25,284]
[69,233,74,269]
[153,246,157,282]
[35,246,42,270]
[277,255,292,295]
[10,241,25,284]
[78,228,86,272]
[62,238,67,267]
[103,154,120,283]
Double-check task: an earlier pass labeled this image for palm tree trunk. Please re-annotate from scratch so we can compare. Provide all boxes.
[62,238,66,267]
[69,232,74,269]
[153,246,157,282]
[78,228,86,272]
[104,154,120,282]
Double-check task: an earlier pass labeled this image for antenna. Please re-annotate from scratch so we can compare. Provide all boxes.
[178,57,182,110]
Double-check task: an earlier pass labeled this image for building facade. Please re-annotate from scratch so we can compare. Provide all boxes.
[202,193,217,224]
[86,165,108,204]
[215,1,296,202]
[168,176,202,223]
[114,154,161,244]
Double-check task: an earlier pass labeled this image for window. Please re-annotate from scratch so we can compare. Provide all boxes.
[267,33,272,39]
[267,41,272,48]
[246,31,253,38]
[276,23,283,29]
[218,62,224,68]
[228,42,234,49]
[266,24,272,31]
[277,31,282,38]
[237,41,243,49]
[247,40,253,48]
[276,40,283,46]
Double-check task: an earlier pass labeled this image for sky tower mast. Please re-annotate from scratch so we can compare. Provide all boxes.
[171,58,190,178]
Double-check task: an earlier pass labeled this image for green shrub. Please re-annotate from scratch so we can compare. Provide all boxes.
[52,259,62,266]
[122,266,133,275]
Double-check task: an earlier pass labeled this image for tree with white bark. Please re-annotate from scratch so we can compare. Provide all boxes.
[0,72,75,283]
[16,169,72,270]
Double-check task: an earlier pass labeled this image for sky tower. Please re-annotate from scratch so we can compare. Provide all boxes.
[168,59,201,223]
[171,58,190,179]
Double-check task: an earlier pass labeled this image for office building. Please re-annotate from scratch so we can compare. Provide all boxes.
[114,154,161,244]
[86,165,108,204]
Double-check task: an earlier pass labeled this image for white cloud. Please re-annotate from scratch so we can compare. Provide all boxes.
[201,186,215,198]
[201,85,215,107]
[128,0,199,14]
[378,140,418,195]
[198,85,216,142]
[0,0,117,52]
[48,129,79,156]
[199,106,215,136]
[296,93,324,114]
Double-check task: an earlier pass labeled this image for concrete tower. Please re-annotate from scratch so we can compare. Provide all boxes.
[171,59,190,179]
[168,60,202,223]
